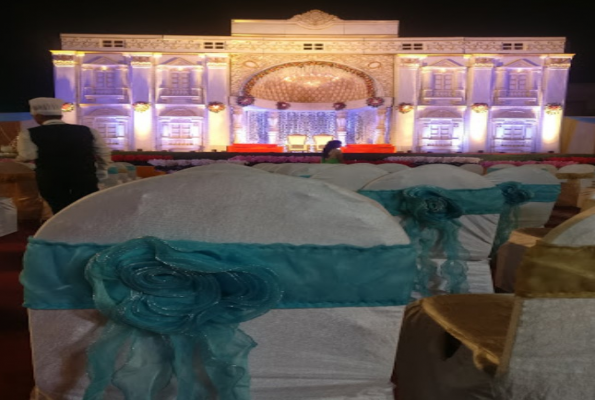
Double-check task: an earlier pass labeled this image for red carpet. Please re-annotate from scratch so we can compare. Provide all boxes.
[0,221,39,399]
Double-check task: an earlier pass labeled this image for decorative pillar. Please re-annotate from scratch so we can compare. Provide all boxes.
[336,111,347,144]
[205,56,231,151]
[540,57,573,152]
[467,57,495,152]
[130,55,154,151]
[391,57,422,151]
[232,106,246,143]
[267,112,279,144]
[374,107,388,144]
[52,52,78,124]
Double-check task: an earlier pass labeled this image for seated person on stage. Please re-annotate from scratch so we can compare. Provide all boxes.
[321,140,344,164]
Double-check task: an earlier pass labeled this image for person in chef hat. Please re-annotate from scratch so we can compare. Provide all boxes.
[16,97,112,216]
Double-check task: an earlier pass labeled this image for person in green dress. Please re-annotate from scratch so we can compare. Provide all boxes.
[321,140,344,164]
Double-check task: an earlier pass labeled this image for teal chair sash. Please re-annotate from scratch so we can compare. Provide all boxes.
[22,236,417,400]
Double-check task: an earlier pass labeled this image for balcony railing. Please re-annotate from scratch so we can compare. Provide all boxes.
[495,90,538,99]
[422,89,465,100]
[83,87,128,98]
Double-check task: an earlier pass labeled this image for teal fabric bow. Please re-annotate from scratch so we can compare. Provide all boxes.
[83,237,282,400]
[397,186,469,296]
[491,181,536,257]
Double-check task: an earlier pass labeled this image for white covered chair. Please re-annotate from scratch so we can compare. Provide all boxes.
[485,167,561,229]
[485,163,515,174]
[359,164,505,295]
[285,163,339,178]
[375,163,411,173]
[175,163,266,175]
[272,163,311,176]
[459,164,485,175]
[22,170,418,400]
[394,206,595,400]
[251,163,281,172]
[519,163,558,175]
[310,164,388,191]
[556,164,595,207]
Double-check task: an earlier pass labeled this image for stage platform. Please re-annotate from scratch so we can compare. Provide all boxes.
[111,151,573,164]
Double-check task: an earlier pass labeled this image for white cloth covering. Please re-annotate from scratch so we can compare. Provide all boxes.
[29,170,412,399]
[310,164,388,191]
[0,197,17,237]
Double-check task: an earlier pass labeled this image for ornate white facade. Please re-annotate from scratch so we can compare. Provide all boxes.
[52,10,572,153]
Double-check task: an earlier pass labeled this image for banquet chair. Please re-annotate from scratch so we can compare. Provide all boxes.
[175,163,266,175]
[284,163,339,178]
[459,164,485,175]
[519,163,558,175]
[375,163,411,173]
[273,163,311,176]
[285,134,309,152]
[394,206,595,400]
[485,163,516,174]
[310,163,388,191]
[22,169,418,400]
[251,163,281,172]
[359,164,505,296]
[313,134,335,152]
[485,167,561,258]
[555,164,595,207]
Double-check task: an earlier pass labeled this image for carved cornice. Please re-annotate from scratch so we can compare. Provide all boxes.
[472,57,495,68]
[61,36,566,55]
[130,56,152,67]
[207,57,229,69]
[547,57,572,68]
[399,58,422,67]
[53,55,76,66]
[288,10,341,29]
[230,54,394,97]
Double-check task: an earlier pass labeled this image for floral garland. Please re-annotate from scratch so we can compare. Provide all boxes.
[471,103,489,113]
[333,102,346,111]
[545,103,563,115]
[236,95,255,107]
[207,101,226,113]
[61,102,75,112]
[366,97,385,108]
[276,101,291,110]
[132,102,150,113]
[397,103,414,114]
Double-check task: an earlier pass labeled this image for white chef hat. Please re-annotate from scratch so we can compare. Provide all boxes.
[29,97,65,116]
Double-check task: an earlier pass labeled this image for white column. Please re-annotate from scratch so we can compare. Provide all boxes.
[336,111,347,144]
[539,57,573,152]
[130,55,155,151]
[52,52,78,124]
[374,107,388,144]
[467,57,495,152]
[205,56,231,151]
[267,111,279,144]
[232,106,245,143]
[391,57,422,151]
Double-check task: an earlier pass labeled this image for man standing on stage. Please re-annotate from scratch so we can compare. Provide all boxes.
[16,97,112,215]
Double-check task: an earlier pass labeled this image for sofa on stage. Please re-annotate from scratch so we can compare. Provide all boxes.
[226,144,285,153]
[341,144,396,153]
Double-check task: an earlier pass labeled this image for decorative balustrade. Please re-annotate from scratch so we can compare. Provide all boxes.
[421,89,465,100]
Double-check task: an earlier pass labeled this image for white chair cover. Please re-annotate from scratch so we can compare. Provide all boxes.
[310,164,388,191]
[375,163,411,173]
[459,164,484,175]
[272,163,311,176]
[394,207,595,400]
[518,163,558,175]
[361,164,501,294]
[0,197,17,237]
[251,163,278,172]
[485,163,515,173]
[285,163,339,178]
[28,170,412,400]
[175,163,266,175]
[485,167,560,228]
